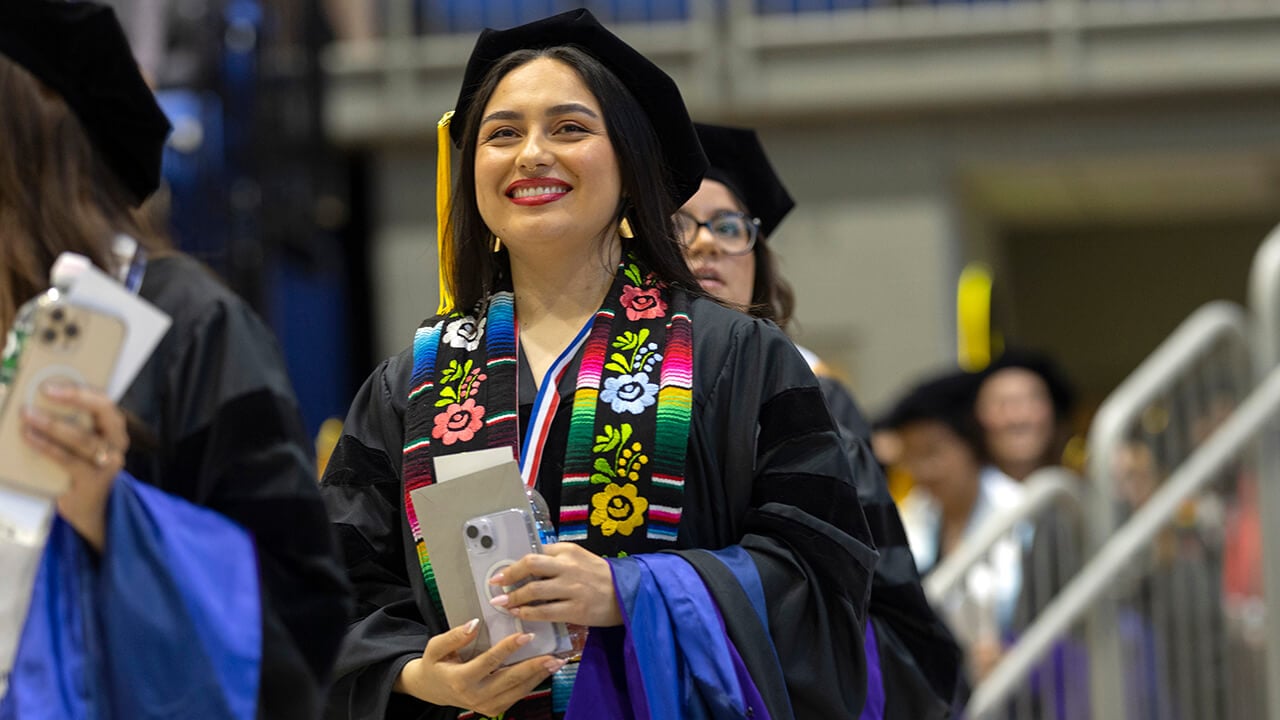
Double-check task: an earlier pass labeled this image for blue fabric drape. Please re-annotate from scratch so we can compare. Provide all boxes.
[564,553,769,720]
[0,473,261,720]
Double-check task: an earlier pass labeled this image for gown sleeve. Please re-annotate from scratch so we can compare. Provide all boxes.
[677,307,881,718]
[809,352,963,718]
[129,286,352,720]
[827,389,963,718]
[320,351,456,720]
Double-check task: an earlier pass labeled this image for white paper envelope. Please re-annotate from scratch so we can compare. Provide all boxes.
[57,254,171,400]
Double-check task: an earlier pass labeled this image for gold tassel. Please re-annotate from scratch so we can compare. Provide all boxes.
[618,217,634,239]
[435,110,456,315]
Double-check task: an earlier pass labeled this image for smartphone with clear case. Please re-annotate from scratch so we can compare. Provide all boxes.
[0,299,125,497]
[461,507,572,665]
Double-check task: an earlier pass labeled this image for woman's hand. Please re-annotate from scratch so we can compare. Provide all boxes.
[489,542,622,627]
[21,382,129,552]
[394,618,566,715]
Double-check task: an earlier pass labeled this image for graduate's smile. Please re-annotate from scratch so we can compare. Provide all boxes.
[506,178,572,206]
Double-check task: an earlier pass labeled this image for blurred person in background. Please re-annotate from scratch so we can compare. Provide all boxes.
[1109,436,1225,719]
[878,370,1024,683]
[974,349,1077,482]
[0,2,350,717]
[679,122,960,719]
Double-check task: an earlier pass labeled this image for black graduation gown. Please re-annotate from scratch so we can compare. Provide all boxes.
[321,295,878,720]
[817,381,963,719]
[119,254,353,720]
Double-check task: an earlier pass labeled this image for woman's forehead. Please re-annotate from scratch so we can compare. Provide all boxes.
[684,179,744,213]
[483,57,601,116]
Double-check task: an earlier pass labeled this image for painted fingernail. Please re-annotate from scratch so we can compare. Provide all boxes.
[516,633,535,647]
[489,594,509,608]
[463,618,480,634]
[544,658,567,673]
[22,406,48,425]
[489,572,505,584]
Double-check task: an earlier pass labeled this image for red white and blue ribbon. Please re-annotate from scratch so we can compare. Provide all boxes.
[518,317,594,489]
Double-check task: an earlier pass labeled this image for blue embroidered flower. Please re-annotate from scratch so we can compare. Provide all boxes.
[601,372,659,415]
[641,352,663,374]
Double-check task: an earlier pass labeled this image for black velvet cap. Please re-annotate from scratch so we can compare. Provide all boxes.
[876,370,991,460]
[981,348,1077,420]
[695,123,795,238]
[0,0,171,206]
[878,371,981,432]
[449,8,707,207]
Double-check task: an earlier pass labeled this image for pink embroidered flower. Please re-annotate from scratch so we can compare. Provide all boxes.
[620,285,667,321]
[431,398,485,445]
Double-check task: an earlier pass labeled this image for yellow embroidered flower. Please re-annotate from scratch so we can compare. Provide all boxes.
[590,483,648,537]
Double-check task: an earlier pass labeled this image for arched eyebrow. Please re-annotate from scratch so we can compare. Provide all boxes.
[480,104,599,126]
[481,109,521,125]
[546,103,598,119]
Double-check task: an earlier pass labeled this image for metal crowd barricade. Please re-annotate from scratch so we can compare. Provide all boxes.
[925,468,1085,606]
[962,220,1280,720]
[969,361,1280,720]
[953,299,1257,719]
[1081,300,1252,719]
[926,468,1090,720]
[1246,222,1280,720]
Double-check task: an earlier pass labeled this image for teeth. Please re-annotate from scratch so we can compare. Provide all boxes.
[512,185,568,199]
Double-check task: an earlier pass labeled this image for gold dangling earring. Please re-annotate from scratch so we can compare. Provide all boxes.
[618,217,634,239]
[492,236,503,252]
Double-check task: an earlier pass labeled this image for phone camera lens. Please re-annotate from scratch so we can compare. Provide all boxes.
[64,324,79,338]
[465,524,479,539]
[42,329,57,343]
[50,308,64,322]
[480,535,494,550]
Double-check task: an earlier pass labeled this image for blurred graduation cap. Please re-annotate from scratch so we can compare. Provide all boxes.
[694,123,795,238]
[0,0,171,206]
[877,369,987,457]
[981,348,1077,420]
[449,8,706,208]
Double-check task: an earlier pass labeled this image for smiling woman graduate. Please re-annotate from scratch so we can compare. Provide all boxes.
[320,9,878,720]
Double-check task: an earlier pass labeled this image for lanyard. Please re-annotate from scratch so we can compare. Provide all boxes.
[518,317,593,489]
[112,235,148,295]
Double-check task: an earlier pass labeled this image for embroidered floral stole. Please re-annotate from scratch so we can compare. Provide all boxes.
[401,257,694,615]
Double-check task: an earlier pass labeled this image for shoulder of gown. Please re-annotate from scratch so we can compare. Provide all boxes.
[126,253,352,720]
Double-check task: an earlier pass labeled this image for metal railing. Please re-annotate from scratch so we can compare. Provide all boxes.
[968,361,1280,720]
[958,227,1280,719]
[1246,221,1280,720]
[1085,300,1250,542]
[1080,301,1251,718]
[924,466,1084,605]
[322,0,1280,142]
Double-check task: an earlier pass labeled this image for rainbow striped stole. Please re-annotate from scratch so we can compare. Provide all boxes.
[400,256,695,615]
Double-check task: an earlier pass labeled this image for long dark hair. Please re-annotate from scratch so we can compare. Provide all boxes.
[749,235,795,332]
[445,46,702,312]
[0,55,167,332]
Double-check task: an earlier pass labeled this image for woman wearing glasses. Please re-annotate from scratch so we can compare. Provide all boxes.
[679,123,963,719]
